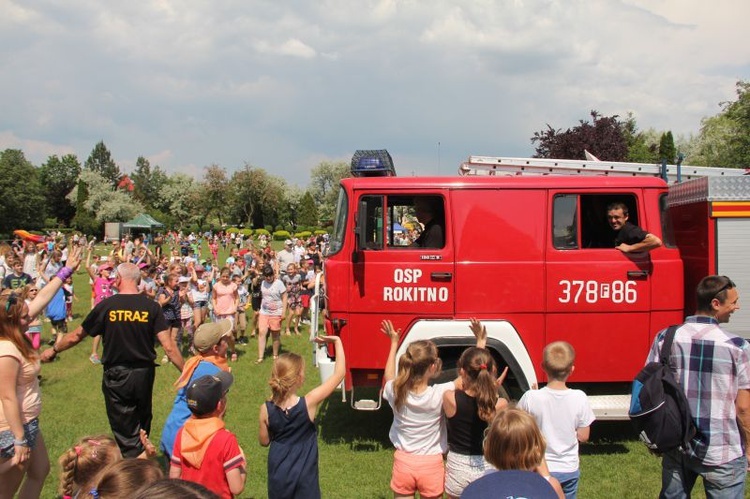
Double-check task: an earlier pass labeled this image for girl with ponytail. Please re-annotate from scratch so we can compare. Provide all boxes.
[58,435,121,499]
[259,335,345,498]
[381,319,490,499]
[443,319,509,498]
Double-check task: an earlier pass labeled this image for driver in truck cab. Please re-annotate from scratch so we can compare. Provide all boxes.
[412,197,445,249]
[606,202,662,253]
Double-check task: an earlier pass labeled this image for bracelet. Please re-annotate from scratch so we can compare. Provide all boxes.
[56,266,74,281]
[52,345,60,354]
[13,437,29,447]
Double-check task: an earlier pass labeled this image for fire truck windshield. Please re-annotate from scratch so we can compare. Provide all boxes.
[329,188,348,255]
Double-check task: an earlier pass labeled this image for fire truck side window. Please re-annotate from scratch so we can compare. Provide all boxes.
[580,194,639,248]
[386,195,445,249]
[659,193,677,248]
[553,195,578,249]
[360,196,384,250]
[554,194,641,249]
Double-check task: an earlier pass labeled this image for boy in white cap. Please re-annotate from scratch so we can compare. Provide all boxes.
[170,371,246,498]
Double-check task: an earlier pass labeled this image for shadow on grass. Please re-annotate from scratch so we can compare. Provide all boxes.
[316,393,394,452]
[581,420,639,456]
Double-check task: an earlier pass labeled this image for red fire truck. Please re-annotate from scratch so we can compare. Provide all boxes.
[311,152,750,419]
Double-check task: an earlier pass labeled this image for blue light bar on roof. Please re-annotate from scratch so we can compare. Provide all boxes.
[351,149,396,177]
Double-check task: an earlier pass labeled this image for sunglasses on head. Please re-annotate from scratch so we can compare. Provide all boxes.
[714,276,736,299]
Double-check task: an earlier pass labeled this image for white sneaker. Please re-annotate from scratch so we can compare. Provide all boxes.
[161,355,169,364]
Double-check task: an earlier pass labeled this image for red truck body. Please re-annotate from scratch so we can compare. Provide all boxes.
[317,166,750,417]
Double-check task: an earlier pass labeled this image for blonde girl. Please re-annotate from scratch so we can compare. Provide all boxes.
[258,336,345,499]
[462,408,564,499]
[84,458,163,499]
[58,435,121,499]
[443,319,509,498]
[381,320,470,499]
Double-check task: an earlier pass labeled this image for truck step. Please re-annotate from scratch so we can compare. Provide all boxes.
[353,399,380,411]
[588,395,631,421]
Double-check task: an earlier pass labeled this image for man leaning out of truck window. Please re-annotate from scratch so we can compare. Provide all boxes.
[606,202,662,253]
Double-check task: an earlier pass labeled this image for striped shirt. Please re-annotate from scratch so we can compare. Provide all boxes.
[647,316,750,465]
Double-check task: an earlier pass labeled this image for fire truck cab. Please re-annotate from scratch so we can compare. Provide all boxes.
[316,153,750,419]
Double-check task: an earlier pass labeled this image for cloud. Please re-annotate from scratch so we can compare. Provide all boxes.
[255,38,317,59]
[0,0,747,185]
[0,131,76,162]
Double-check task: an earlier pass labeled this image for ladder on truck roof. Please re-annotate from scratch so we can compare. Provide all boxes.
[459,156,749,183]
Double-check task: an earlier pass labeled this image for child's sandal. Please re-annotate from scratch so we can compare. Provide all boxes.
[255,357,264,364]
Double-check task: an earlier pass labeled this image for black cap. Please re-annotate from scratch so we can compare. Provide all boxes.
[262,265,275,277]
[186,372,233,416]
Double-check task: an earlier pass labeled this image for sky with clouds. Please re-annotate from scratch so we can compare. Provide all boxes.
[1,0,748,185]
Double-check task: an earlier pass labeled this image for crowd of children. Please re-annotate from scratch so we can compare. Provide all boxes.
[1,232,596,498]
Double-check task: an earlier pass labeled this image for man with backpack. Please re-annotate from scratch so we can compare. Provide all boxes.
[645,275,750,498]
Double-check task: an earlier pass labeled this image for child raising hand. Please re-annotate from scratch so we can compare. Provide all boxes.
[443,318,509,498]
[258,335,345,499]
[380,319,485,499]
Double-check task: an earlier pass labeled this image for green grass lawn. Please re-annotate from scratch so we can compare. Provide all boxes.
[33,242,722,498]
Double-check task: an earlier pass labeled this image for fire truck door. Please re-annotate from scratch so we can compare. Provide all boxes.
[545,192,653,383]
[351,193,455,318]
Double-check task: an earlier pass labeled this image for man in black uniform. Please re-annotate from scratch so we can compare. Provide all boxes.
[41,262,184,457]
[607,202,662,253]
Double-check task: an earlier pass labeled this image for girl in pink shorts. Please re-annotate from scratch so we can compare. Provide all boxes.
[256,265,286,364]
[380,319,491,499]
[211,267,239,361]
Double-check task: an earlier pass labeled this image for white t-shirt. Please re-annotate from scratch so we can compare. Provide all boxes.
[293,245,305,263]
[518,387,595,473]
[383,379,455,455]
[191,279,209,302]
[23,253,38,279]
[260,279,286,316]
[277,249,296,273]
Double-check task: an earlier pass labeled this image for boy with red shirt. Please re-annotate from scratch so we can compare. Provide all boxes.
[170,372,246,498]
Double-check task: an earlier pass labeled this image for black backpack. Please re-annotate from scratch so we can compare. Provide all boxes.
[628,325,697,453]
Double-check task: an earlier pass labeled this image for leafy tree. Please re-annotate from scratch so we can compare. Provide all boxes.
[156,173,198,229]
[689,81,750,167]
[280,185,303,231]
[309,161,350,223]
[67,170,143,224]
[298,191,319,227]
[228,165,267,227]
[130,156,167,208]
[531,111,629,161]
[85,141,122,187]
[658,131,676,163]
[262,176,288,229]
[622,114,660,163]
[226,165,289,229]
[39,154,81,226]
[202,164,229,225]
[0,149,46,234]
[71,178,98,234]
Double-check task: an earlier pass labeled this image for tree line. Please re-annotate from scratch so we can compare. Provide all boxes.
[1,80,747,236]
[0,143,350,236]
